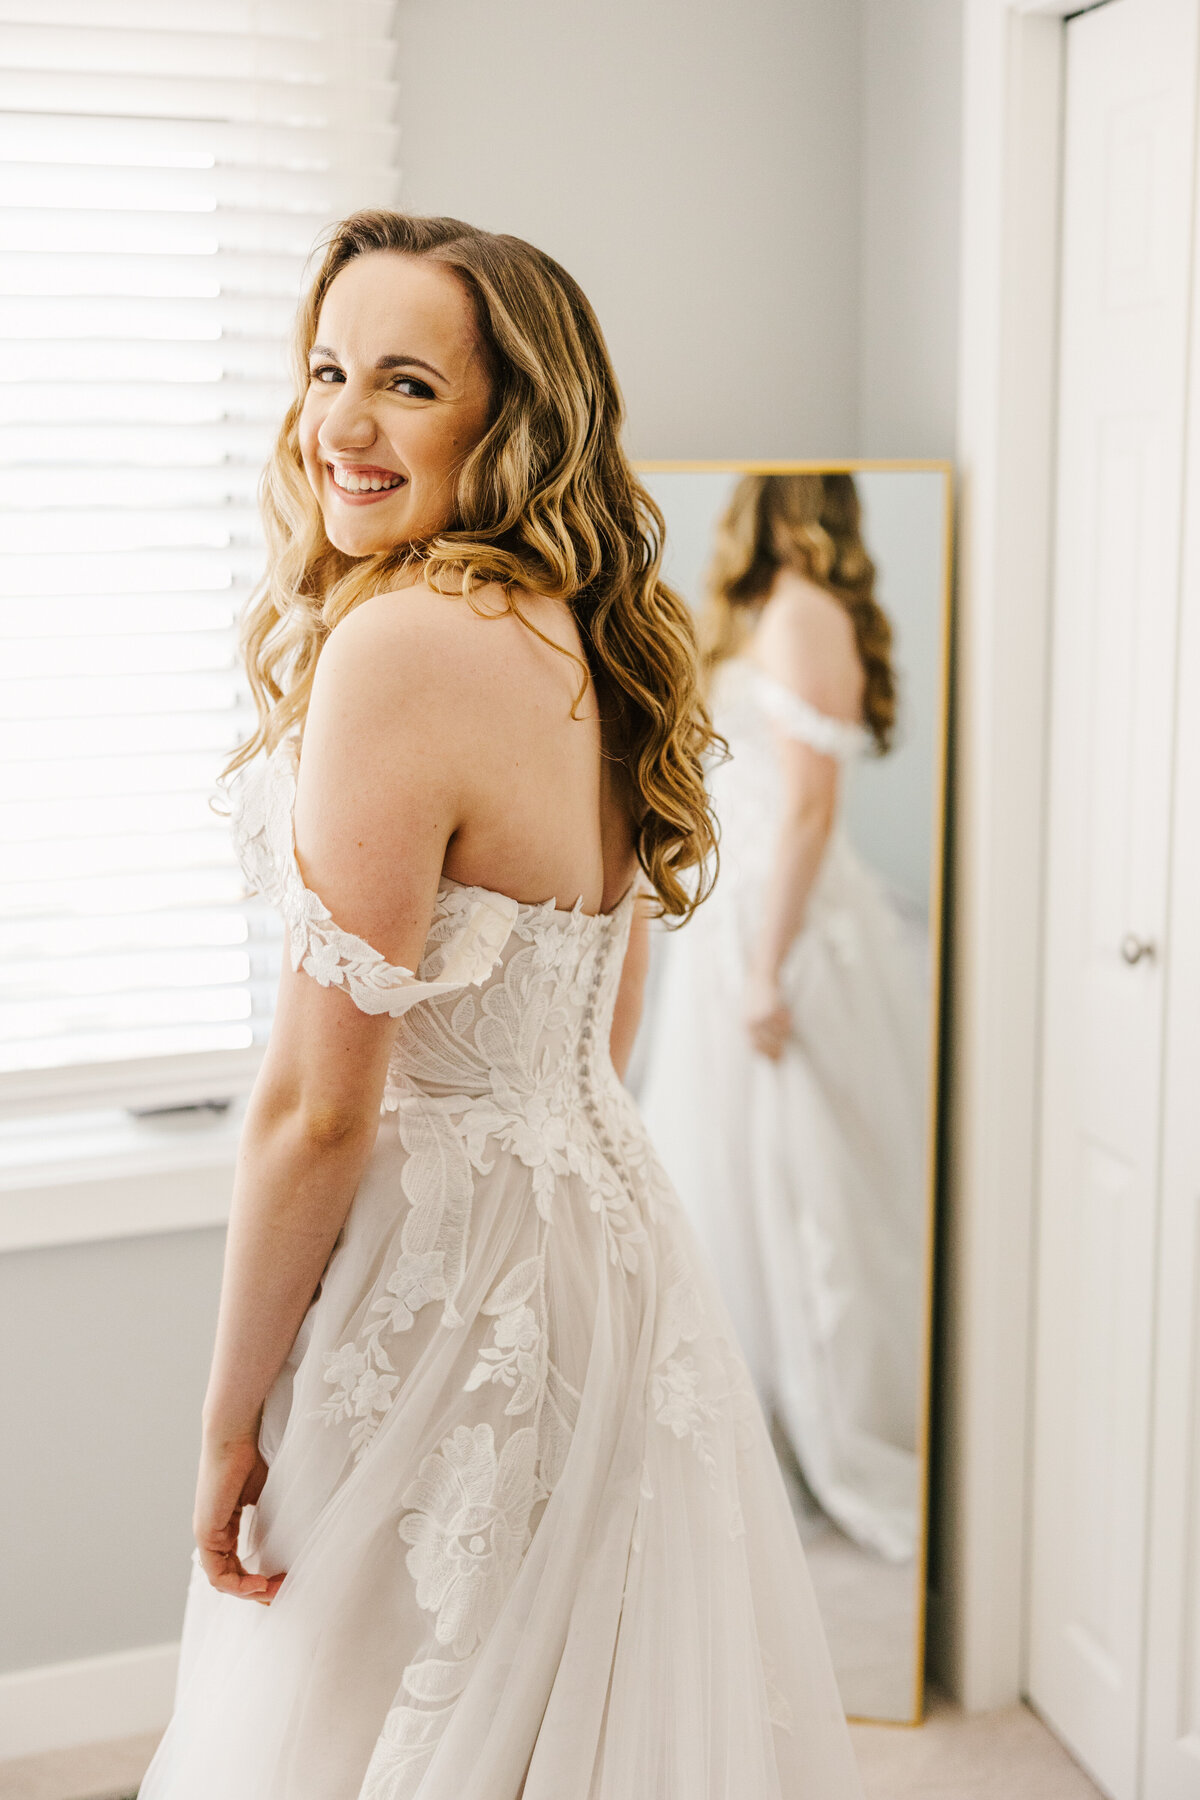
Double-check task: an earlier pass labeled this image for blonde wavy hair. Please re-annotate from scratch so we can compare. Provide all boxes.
[699,472,897,753]
[227,210,719,920]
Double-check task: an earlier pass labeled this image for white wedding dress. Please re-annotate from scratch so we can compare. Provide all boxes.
[638,657,928,1564]
[138,733,863,1800]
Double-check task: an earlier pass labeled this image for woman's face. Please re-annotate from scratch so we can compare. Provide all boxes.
[299,251,494,557]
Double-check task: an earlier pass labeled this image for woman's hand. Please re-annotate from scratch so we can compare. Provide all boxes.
[745,972,792,1061]
[193,1430,285,1605]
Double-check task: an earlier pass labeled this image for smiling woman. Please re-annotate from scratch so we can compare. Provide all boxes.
[137,210,865,1800]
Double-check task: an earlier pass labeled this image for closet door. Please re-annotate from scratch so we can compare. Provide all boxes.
[1028,2,1197,1797]
[1141,204,1200,1796]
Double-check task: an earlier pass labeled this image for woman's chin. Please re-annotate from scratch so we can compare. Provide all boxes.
[323,515,409,558]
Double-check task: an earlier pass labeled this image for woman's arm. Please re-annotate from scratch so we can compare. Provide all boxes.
[195,595,471,1602]
[198,977,401,1450]
[744,749,838,1060]
[744,580,860,1060]
[193,977,399,1604]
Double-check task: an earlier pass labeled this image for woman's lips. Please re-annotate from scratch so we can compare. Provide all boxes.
[325,463,407,506]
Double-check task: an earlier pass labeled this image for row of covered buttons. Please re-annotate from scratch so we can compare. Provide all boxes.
[577,934,617,1159]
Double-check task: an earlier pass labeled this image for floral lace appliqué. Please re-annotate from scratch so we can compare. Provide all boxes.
[358,1239,566,1795]
[397,1421,540,1658]
[463,1256,547,1414]
[634,1249,753,1550]
[357,1415,546,1799]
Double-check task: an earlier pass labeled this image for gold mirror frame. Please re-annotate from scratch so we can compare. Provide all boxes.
[634,458,954,1727]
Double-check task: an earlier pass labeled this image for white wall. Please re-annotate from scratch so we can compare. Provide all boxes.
[395,0,865,459]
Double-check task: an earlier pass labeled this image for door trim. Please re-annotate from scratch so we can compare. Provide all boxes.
[937,0,1065,1710]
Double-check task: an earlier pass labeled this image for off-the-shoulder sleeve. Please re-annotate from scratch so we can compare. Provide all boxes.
[218,741,518,1018]
[748,670,873,761]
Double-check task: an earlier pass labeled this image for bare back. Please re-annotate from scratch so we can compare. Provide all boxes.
[293,580,640,964]
[438,584,639,916]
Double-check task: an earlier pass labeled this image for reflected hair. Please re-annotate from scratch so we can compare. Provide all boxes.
[699,472,897,754]
[227,209,719,921]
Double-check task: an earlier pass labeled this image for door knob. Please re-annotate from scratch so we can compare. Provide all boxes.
[1119,933,1156,966]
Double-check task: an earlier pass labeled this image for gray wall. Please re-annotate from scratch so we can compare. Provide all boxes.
[859,0,963,459]
[0,1229,225,1673]
[395,0,963,462]
[394,0,864,459]
[0,0,964,1686]
[642,465,949,916]
[843,468,948,916]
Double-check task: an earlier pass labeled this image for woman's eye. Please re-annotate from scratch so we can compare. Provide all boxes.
[310,364,343,384]
[393,375,435,399]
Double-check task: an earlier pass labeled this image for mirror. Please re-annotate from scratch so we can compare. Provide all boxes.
[628,461,951,1725]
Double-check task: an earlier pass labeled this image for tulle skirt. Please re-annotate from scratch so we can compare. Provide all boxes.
[639,837,929,1563]
[139,1100,863,1799]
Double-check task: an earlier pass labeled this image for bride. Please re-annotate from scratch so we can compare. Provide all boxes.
[138,214,862,1798]
[639,473,928,1565]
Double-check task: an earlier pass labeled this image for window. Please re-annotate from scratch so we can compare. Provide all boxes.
[0,0,400,1120]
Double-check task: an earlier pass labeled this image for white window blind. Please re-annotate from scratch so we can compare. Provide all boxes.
[0,0,400,1118]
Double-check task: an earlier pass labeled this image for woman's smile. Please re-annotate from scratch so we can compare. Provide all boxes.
[325,460,408,505]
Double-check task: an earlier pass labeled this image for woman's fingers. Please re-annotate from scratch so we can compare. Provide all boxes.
[197,1540,285,1602]
[744,980,791,1060]
[193,1438,285,1602]
[197,1542,266,1594]
[746,1007,790,1059]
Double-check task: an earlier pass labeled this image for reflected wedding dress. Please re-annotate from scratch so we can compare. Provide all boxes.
[139,733,863,1800]
[639,658,927,1564]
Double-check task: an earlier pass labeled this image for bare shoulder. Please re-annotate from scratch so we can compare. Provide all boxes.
[319,580,506,675]
[750,572,863,719]
[312,580,542,734]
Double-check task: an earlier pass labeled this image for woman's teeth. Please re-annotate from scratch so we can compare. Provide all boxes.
[330,467,403,493]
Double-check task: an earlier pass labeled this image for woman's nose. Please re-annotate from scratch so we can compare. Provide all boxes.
[318,384,378,454]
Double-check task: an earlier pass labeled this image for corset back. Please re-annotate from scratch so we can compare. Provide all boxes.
[387,879,633,1107]
[222,738,635,1113]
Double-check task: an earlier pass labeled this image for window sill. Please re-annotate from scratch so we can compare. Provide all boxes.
[0,1106,243,1253]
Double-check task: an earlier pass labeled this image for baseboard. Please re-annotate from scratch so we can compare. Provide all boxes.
[0,1642,178,1760]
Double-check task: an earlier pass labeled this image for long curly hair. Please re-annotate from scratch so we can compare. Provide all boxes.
[227,210,719,919]
[699,471,896,753]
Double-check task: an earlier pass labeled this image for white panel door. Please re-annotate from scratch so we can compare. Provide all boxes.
[1029,3,1198,1797]
[1141,162,1200,1792]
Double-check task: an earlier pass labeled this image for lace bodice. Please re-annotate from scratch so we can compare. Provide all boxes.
[222,738,636,1114]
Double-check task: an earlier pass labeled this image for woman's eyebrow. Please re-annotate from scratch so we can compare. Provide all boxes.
[375,353,446,381]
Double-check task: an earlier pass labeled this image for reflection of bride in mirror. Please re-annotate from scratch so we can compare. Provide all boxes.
[639,472,925,1563]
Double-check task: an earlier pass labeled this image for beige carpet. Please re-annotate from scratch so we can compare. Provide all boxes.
[853,1689,1105,1798]
[0,1691,1105,1799]
[803,1514,922,1722]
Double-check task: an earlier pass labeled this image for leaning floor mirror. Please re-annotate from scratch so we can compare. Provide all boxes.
[628,461,952,1725]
